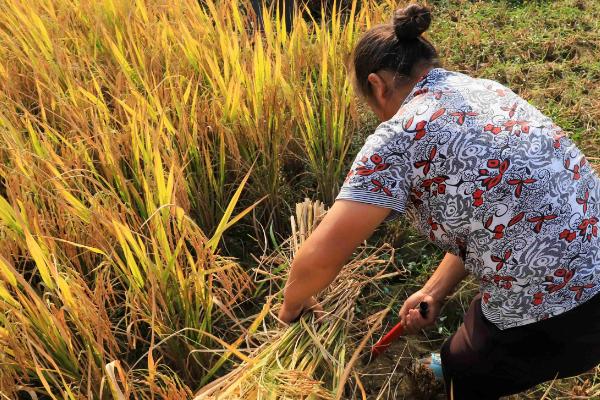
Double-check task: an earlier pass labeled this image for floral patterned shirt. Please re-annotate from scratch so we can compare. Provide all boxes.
[336,67,600,329]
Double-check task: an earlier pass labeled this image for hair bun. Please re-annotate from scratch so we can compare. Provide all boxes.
[393,4,432,40]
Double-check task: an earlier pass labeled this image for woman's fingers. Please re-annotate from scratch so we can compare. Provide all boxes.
[305,296,325,321]
[404,309,414,333]
[399,290,441,335]
[399,307,407,325]
[405,307,428,334]
[277,302,303,325]
[277,297,324,326]
[399,302,412,324]
[399,296,420,325]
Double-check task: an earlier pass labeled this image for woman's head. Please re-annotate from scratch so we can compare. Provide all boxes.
[352,4,439,120]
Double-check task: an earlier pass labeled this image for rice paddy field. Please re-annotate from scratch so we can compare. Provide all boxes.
[0,0,599,398]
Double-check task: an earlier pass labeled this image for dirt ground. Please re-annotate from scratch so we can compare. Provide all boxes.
[348,331,446,399]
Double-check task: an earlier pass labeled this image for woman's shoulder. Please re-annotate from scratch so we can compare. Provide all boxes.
[427,68,517,100]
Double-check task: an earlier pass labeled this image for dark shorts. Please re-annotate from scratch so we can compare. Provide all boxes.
[440,291,600,399]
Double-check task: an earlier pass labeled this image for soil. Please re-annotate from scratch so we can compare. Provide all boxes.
[352,335,446,400]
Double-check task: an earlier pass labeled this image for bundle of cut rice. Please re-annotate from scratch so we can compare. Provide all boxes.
[195,199,401,399]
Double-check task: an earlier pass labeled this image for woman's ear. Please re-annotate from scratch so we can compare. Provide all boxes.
[367,72,387,107]
[367,72,388,120]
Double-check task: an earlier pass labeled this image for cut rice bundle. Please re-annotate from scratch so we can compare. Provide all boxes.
[195,199,401,399]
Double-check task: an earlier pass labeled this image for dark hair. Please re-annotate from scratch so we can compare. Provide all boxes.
[352,4,439,98]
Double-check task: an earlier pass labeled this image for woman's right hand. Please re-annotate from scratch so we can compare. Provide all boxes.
[399,289,441,335]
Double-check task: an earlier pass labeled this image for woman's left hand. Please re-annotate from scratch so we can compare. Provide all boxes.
[278,296,323,324]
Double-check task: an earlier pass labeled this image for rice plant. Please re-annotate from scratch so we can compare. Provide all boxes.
[0,0,394,395]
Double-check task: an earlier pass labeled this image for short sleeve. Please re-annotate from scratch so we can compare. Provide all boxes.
[336,119,414,222]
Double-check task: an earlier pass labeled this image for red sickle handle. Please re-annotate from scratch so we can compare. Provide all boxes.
[370,320,404,358]
[369,301,429,358]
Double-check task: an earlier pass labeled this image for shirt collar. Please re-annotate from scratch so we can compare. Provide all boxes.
[401,67,447,107]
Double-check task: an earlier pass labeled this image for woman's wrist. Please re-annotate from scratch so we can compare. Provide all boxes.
[420,285,447,304]
[420,252,468,303]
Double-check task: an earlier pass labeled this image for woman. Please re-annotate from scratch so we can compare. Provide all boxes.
[278,4,600,399]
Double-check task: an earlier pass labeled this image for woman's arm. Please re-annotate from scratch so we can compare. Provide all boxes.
[399,251,468,334]
[422,251,468,301]
[278,199,391,323]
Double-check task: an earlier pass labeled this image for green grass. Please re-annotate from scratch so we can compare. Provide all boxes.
[431,0,600,156]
